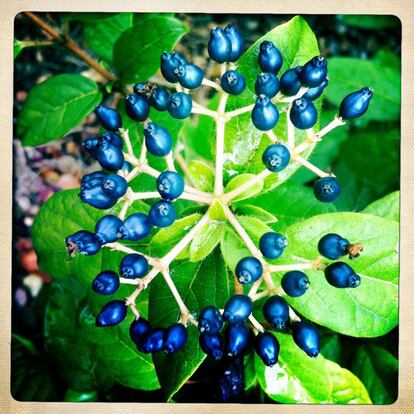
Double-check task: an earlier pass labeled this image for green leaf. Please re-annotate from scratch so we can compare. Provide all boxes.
[133,13,175,26]
[187,160,214,192]
[189,221,224,262]
[17,74,102,147]
[63,389,98,402]
[225,173,263,202]
[14,38,25,58]
[209,200,226,220]
[149,250,231,400]
[234,205,278,224]
[324,57,401,122]
[339,15,400,30]
[320,333,342,364]
[351,344,398,404]
[84,13,133,63]
[363,191,399,221]
[276,213,399,337]
[255,332,371,403]
[113,16,188,84]
[64,12,119,22]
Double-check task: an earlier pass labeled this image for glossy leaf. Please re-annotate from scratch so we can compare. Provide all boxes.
[187,160,215,192]
[363,191,399,222]
[339,15,400,30]
[234,205,278,224]
[225,173,264,202]
[189,221,224,262]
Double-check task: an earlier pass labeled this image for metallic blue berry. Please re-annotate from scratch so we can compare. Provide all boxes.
[292,321,320,357]
[220,70,246,95]
[290,97,318,130]
[217,359,244,402]
[208,27,231,63]
[150,87,170,111]
[252,95,279,131]
[174,63,204,89]
[198,306,223,334]
[156,171,185,200]
[280,67,302,96]
[313,176,340,202]
[92,271,120,295]
[254,331,280,367]
[94,214,123,244]
[82,136,99,156]
[149,200,177,227]
[96,300,127,327]
[95,104,122,131]
[164,323,188,353]
[324,262,361,288]
[101,131,123,149]
[318,233,350,260]
[254,73,280,98]
[141,328,165,353]
[224,24,244,62]
[119,253,149,279]
[130,317,151,350]
[79,185,116,210]
[339,87,374,120]
[226,323,250,357]
[259,232,287,259]
[117,213,152,241]
[160,51,187,83]
[299,56,328,88]
[80,171,107,190]
[263,296,289,330]
[258,41,283,74]
[262,144,290,173]
[199,332,224,360]
[235,256,263,284]
[143,122,173,156]
[95,139,124,171]
[125,93,150,122]
[303,78,329,101]
[281,271,309,297]
[102,174,128,199]
[65,230,101,256]
[167,92,192,119]
[223,295,252,324]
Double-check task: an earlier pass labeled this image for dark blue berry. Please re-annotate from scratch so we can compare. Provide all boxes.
[313,176,340,202]
[156,171,185,200]
[150,87,170,111]
[141,328,165,353]
[198,306,223,334]
[125,93,150,122]
[92,270,120,295]
[102,174,128,198]
[149,200,177,227]
[254,73,280,98]
[281,271,309,297]
[174,63,204,89]
[143,122,173,156]
[95,104,122,131]
[96,300,127,327]
[303,78,329,101]
[94,214,123,244]
[216,359,244,402]
[223,295,252,324]
[280,67,302,96]
[80,171,107,190]
[299,56,328,88]
[133,82,147,94]
[164,323,188,353]
[224,24,244,62]
[101,131,123,149]
[79,185,116,210]
[167,92,192,119]
[220,70,246,95]
[199,332,224,360]
[130,317,151,349]
[96,140,124,171]
[117,213,152,241]
[262,144,290,173]
[160,51,187,83]
[290,98,318,130]
[122,161,132,175]
[258,41,283,74]
[83,136,99,155]
[208,27,231,63]
[259,232,287,259]
[254,331,280,366]
[252,95,279,131]
[292,321,320,357]
[318,233,350,260]
[119,253,149,279]
[235,256,263,284]
[339,87,374,120]
[263,296,289,330]
[65,230,101,256]
[226,323,250,357]
[324,262,361,288]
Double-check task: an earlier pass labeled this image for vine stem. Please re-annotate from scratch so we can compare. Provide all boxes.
[191,105,218,118]
[249,315,265,334]
[105,242,157,267]
[165,152,176,171]
[293,154,331,178]
[24,12,116,81]
[118,198,131,220]
[129,190,212,204]
[268,262,314,272]
[278,86,309,103]
[202,78,221,91]
[119,128,134,156]
[266,130,279,143]
[225,103,255,119]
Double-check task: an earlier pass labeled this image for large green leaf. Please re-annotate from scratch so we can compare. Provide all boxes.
[255,332,371,403]
[113,16,188,84]
[363,191,399,221]
[351,344,398,404]
[189,221,224,262]
[274,213,399,337]
[339,15,400,30]
[17,74,102,147]
[149,250,231,400]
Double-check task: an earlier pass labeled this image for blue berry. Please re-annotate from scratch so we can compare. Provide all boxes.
[216,359,244,402]
[235,256,263,284]
[252,95,279,131]
[150,87,170,111]
[160,51,187,83]
[149,200,177,227]
[313,176,340,202]
[259,232,287,259]
[82,136,99,155]
[167,92,192,119]
[280,67,302,96]
[224,24,244,61]
[156,171,185,200]
[339,87,374,120]
[292,321,320,357]
[324,262,361,288]
[80,171,107,190]
[130,317,151,349]
[198,306,223,334]
[121,161,132,175]
[220,70,246,95]
[199,332,224,360]
[96,300,127,327]
[125,93,150,122]
[101,131,123,149]
[254,331,280,367]
[119,253,149,279]
[262,144,290,173]
[117,213,152,241]
[226,323,250,357]
[290,98,318,130]
[254,73,280,98]
[65,230,101,256]
[164,323,188,353]
[318,233,350,260]
[303,78,329,101]
[208,27,231,63]
[258,41,283,74]
[174,63,204,89]
[79,185,116,210]
[133,82,148,94]
[281,271,309,297]
[96,140,124,171]
[263,296,289,330]
[223,295,252,324]
[94,214,123,244]
[141,328,165,353]
[299,56,328,88]
[95,104,122,131]
[143,122,173,156]
[92,270,120,295]
[102,174,128,199]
